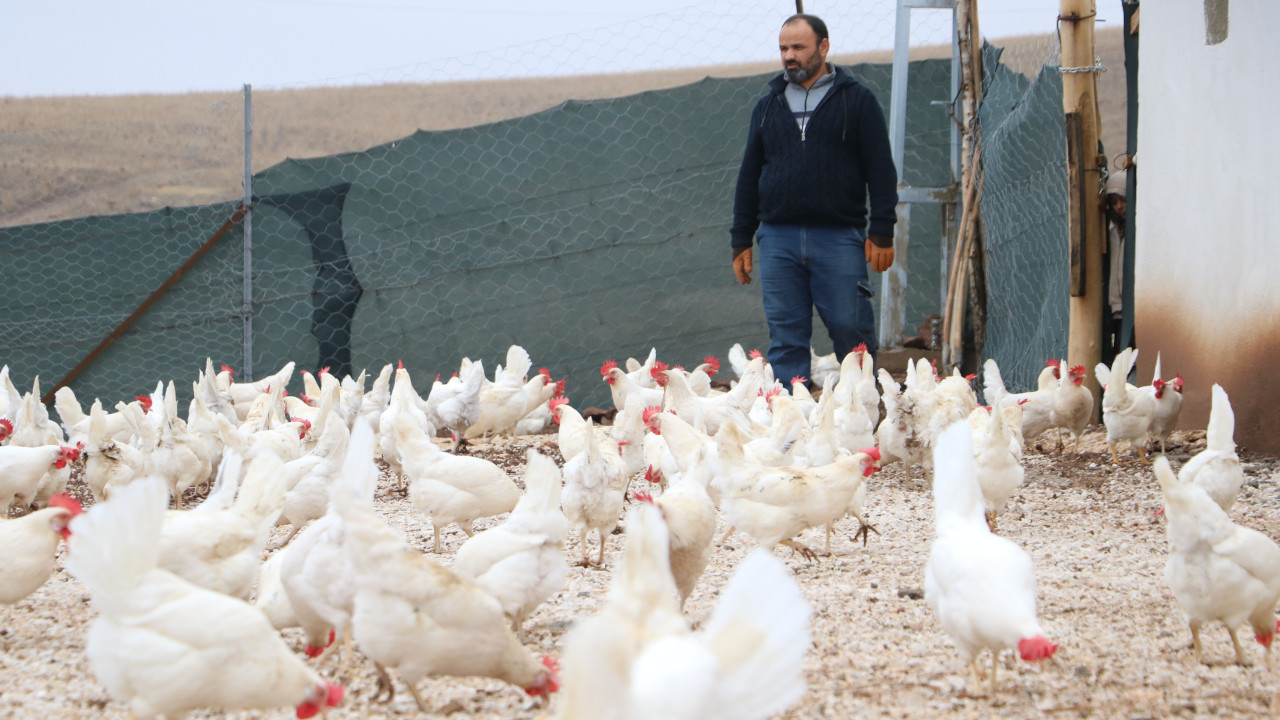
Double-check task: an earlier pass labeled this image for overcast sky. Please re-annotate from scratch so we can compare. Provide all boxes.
[2,0,1112,97]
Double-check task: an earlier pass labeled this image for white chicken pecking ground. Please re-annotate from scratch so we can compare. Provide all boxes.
[924,420,1059,697]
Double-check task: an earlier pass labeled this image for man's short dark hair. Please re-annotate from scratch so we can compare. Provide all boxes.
[783,13,829,43]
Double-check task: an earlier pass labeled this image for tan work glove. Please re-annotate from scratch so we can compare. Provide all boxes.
[865,235,895,273]
[733,246,753,285]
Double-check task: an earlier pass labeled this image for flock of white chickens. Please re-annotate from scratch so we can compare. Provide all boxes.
[0,337,1273,719]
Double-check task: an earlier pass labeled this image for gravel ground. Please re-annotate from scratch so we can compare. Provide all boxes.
[3,426,1280,719]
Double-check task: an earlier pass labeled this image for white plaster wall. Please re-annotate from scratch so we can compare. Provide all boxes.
[1136,0,1280,323]
[1135,0,1280,449]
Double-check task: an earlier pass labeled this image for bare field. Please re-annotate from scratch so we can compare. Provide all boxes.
[3,423,1280,719]
[0,29,1125,228]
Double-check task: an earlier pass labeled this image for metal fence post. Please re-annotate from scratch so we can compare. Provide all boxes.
[242,83,255,382]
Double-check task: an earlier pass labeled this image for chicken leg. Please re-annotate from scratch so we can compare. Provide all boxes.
[1228,623,1250,666]
[779,539,819,563]
[372,661,396,703]
[1190,620,1205,664]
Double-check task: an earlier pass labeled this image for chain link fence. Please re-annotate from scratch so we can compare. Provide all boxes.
[1,1,1080,412]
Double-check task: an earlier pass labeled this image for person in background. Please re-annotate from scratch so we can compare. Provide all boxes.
[730,13,899,389]
[1102,168,1128,364]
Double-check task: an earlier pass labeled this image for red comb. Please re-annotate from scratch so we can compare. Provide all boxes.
[318,366,330,376]
[600,359,618,375]
[634,491,655,504]
[703,355,720,371]
[397,359,404,369]
[554,379,566,396]
[1017,398,1030,406]
[791,376,808,386]
[220,364,235,375]
[964,373,976,381]
[0,418,12,437]
[539,367,551,378]
[852,342,868,354]
[49,493,83,516]
[549,397,570,409]
[1018,635,1058,661]
[859,447,882,461]
[1069,365,1086,375]
[748,348,762,359]
[1045,358,1059,367]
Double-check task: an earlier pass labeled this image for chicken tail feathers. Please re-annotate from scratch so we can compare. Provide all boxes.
[65,477,169,617]
[1206,384,1236,452]
[516,448,563,516]
[981,358,1006,409]
[333,417,378,508]
[931,421,985,529]
[699,549,811,719]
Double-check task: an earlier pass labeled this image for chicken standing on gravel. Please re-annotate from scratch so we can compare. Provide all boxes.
[453,448,570,640]
[1155,454,1280,665]
[1096,346,1156,464]
[1146,352,1184,454]
[925,421,1059,697]
[396,412,519,553]
[719,448,881,561]
[65,478,345,720]
[332,419,560,711]
[562,417,630,567]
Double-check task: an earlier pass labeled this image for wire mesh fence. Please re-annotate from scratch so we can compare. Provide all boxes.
[0,0,1079,414]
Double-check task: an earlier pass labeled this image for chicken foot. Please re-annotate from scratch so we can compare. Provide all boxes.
[848,518,881,547]
[371,661,396,704]
[779,539,819,563]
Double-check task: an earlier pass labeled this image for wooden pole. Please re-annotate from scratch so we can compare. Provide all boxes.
[43,205,250,404]
[942,0,983,370]
[1060,0,1105,405]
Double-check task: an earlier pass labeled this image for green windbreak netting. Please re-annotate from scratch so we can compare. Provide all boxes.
[979,45,1070,392]
[0,203,244,405]
[1,54,1055,412]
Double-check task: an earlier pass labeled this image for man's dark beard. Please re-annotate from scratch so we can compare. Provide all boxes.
[784,65,812,84]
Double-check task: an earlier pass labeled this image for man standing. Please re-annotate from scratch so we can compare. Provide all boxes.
[731,14,898,387]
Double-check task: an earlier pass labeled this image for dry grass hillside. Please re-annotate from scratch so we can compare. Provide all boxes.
[0,28,1125,228]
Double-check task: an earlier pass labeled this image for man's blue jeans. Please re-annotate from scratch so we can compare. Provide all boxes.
[756,222,877,387]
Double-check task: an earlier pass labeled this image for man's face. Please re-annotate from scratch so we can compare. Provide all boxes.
[779,21,828,85]
[1108,194,1126,218]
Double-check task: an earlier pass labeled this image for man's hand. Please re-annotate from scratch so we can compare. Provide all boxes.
[865,235,894,273]
[733,246,753,285]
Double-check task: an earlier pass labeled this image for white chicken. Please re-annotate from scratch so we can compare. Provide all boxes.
[274,409,350,548]
[554,501,811,720]
[1155,455,1280,665]
[1147,352,1184,453]
[466,346,558,439]
[969,402,1025,532]
[0,442,80,514]
[1048,362,1093,452]
[562,417,630,567]
[983,358,1060,444]
[452,448,569,639]
[924,421,1059,696]
[328,422,559,710]
[1097,347,1156,464]
[394,413,519,552]
[157,450,295,599]
[1178,384,1243,512]
[378,362,434,492]
[720,449,880,560]
[424,359,486,446]
[0,494,80,605]
[64,478,344,720]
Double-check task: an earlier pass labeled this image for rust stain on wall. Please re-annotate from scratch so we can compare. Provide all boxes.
[1136,309,1280,456]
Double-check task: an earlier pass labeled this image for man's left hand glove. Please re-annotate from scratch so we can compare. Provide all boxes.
[865,235,895,273]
